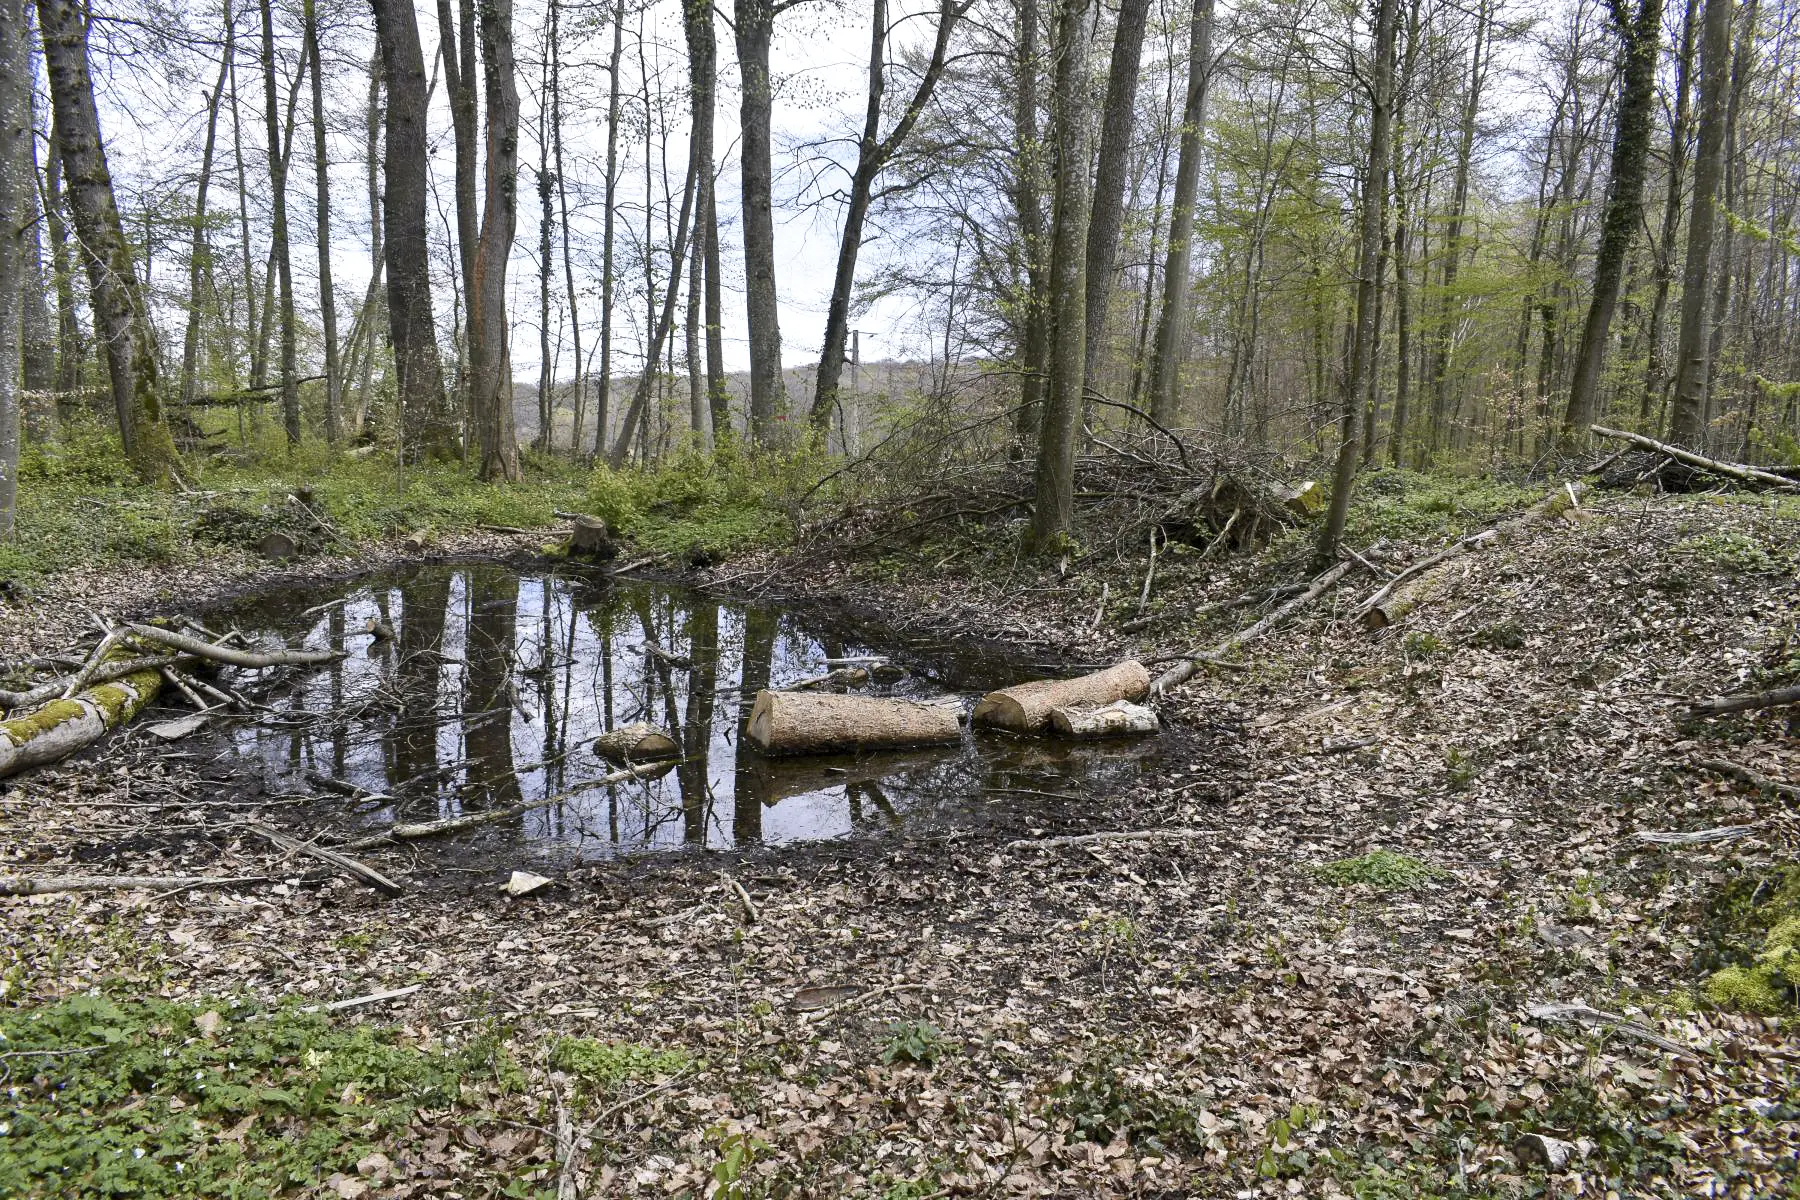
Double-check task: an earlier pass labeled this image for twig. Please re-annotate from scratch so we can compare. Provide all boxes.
[247,821,406,896]
[1525,1001,1690,1055]
[1152,559,1354,697]
[1005,828,1215,852]
[1689,756,1799,802]
[124,624,344,668]
[724,874,759,925]
[1631,824,1759,846]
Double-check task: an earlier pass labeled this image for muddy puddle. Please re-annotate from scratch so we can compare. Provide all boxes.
[188,562,1160,858]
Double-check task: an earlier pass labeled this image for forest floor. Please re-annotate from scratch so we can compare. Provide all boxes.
[2,477,1797,1199]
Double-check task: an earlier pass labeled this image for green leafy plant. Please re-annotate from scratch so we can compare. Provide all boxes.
[1048,1044,1207,1155]
[1315,850,1448,892]
[548,1036,692,1094]
[879,1020,952,1066]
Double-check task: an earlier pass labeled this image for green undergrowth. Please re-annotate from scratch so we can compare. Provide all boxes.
[1342,468,1545,546]
[584,441,819,559]
[549,1035,693,1096]
[1316,850,1448,892]
[1700,866,1800,1014]
[0,989,520,1197]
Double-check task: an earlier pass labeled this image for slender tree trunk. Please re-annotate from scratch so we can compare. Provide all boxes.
[535,18,554,456]
[681,0,716,443]
[594,0,625,458]
[1424,0,1489,457]
[42,110,80,410]
[228,24,262,392]
[1669,0,1734,443]
[1081,0,1152,390]
[1388,0,1421,465]
[258,0,300,447]
[550,0,584,459]
[1145,0,1217,426]
[1700,0,1755,433]
[179,4,233,413]
[609,154,699,468]
[0,0,29,530]
[19,95,53,411]
[471,0,522,480]
[1561,0,1666,443]
[735,0,784,441]
[303,0,340,444]
[438,0,479,420]
[1317,0,1398,564]
[1027,0,1094,548]
[1012,0,1047,452]
[37,0,179,482]
[369,0,454,457]
[1642,0,1697,421]
[811,0,963,429]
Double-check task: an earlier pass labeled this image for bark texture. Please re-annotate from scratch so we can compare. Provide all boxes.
[747,691,963,755]
[974,660,1151,734]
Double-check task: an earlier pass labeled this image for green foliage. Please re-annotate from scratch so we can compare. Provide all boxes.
[0,990,514,1198]
[586,442,825,558]
[1344,468,1542,545]
[1443,748,1477,791]
[1471,620,1526,650]
[1047,1043,1207,1155]
[548,1036,691,1094]
[1670,528,1790,574]
[1701,865,1800,1013]
[879,1021,951,1067]
[1315,850,1448,892]
[1402,630,1449,659]
[705,1125,770,1200]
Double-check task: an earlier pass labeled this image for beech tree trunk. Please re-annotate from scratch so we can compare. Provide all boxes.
[179,6,233,413]
[1562,0,1665,443]
[0,0,26,532]
[36,0,180,484]
[1144,0,1217,426]
[1668,0,1733,444]
[471,0,522,481]
[1011,0,1047,453]
[1643,0,1697,421]
[1081,0,1153,390]
[304,0,341,445]
[259,0,300,448]
[735,0,784,441]
[369,0,454,458]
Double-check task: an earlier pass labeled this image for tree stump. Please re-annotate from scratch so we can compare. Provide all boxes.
[567,515,616,560]
[973,660,1151,734]
[746,691,963,755]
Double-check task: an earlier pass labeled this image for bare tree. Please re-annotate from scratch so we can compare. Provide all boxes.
[258,0,300,447]
[735,0,801,442]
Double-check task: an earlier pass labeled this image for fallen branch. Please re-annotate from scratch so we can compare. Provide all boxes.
[1005,828,1214,852]
[0,873,277,896]
[247,821,406,896]
[339,760,677,849]
[124,624,344,669]
[1688,683,1800,717]
[0,660,166,778]
[1355,530,1497,627]
[0,654,176,711]
[1589,425,1799,491]
[1152,560,1353,696]
[724,874,760,925]
[1525,1000,1690,1055]
[1631,824,1758,846]
[1690,756,1799,802]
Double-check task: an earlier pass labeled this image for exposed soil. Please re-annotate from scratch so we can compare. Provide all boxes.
[3,491,1797,1198]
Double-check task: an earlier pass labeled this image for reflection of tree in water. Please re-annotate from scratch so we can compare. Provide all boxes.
[463,569,523,811]
[732,606,778,845]
[388,569,451,806]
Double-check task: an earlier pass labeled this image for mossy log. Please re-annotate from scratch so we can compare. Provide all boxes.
[0,663,163,779]
[746,690,963,755]
[593,721,680,763]
[1047,699,1161,739]
[974,660,1151,734]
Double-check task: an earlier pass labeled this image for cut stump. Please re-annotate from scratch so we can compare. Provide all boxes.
[746,690,963,756]
[974,660,1151,734]
[593,721,680,764]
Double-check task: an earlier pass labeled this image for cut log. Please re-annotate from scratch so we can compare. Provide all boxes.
[593,721,680,764]
[566,514,616,559]
[1048,699,1161,739]
[747,690,964,755]
[1275,480,1324,518]
[1689,684,1800,717]
[0,661,164,779]
[257,531,299,560]
[1590,425,1799,491]
[974,660,1151,734]
[0,653,176,712]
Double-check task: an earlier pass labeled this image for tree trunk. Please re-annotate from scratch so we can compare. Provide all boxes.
[304,0,341,445]
[1561,0,1665,443]
[229,29,261,394]
[535,22,554,456]
[593,0,626,458]
[19,91,53,415]
[470,0,522,481]
[259,0,300,448]
[37,0,180,484]
[0,0,27,531]
[369,0,455,458]
[1668,0,1734,444]
[974,660,1150,733]
[437,0,479,421]
[1144,0,1217,426]
[811,0,963,430]
[735,0,784,441]
[179,6,233,414]
[550,0,585,459]
[747,690,963,755]
[1011,0,1047,453]
[0,658,163,779]
[1642,0,1697,421]
[1317,0,1398,564]
[608,154,699,467]
[1424,0,1489,457]
[681,0,717,444]
[1081,0,1152,391]
[1700,0,1756,435]
[1027,0,1094,548]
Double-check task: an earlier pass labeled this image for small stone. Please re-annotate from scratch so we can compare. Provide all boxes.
[502,870,552,897]
[1514,1132,1577,1171]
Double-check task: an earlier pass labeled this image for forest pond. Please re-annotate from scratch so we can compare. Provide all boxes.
[196,562,1160,858]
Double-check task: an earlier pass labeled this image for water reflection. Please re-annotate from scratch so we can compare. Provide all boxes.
[208,564,1156,858]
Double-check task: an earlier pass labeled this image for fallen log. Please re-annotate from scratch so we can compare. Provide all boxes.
[1048,699,1160,739]
[593,721,680,764]
[747,690,963,755]
[1689,684,1800,717]
[974,660,1151,734]
[783,666,870,691]
[1690,756,1799,802]
[1152,561,1352,697]
[338,760,678,850]
[124,624,343,669]
[0,653,176,711]
[1590,425,1798,491]
[0,661,164,779]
